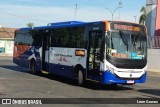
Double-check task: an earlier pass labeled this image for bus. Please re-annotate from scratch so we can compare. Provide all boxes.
[13,20,147,86]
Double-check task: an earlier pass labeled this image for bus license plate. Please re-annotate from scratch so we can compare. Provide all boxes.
[127,80,134,84]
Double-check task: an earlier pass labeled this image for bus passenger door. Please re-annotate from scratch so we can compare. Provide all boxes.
[87,31,103,78]
[42,31,50,73]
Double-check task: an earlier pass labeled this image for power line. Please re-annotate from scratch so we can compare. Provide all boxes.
[0,11,48,23]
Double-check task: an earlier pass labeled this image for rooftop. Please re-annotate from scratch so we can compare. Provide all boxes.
[0,27,16,39]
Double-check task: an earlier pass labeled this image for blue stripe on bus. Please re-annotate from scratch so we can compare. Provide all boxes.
[102,70,146,84]
[49,63,75,78]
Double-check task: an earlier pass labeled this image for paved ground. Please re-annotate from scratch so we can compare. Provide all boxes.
[0,58,160,107]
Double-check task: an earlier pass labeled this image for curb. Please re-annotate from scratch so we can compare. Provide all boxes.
[147,72,160,77]
[0,54,13,60]
[147,69,160,72]
[147,69,160,77]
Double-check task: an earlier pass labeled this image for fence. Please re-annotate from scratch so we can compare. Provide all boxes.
[147,36,160,49]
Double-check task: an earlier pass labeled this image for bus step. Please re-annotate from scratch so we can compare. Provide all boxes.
[42,71,49,74]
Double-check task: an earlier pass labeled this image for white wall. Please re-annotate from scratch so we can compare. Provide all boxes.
[5,41,14,54]
[0,40,14,54]
[147,49,160,72]
[0,40,5,47]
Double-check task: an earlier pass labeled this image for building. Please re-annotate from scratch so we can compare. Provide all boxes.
[146,0,160,36]
[0,27,16,54]
[146,0,160,48]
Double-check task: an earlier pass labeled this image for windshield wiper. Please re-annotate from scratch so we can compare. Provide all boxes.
[119,31,128,45]
[119,31,128,51]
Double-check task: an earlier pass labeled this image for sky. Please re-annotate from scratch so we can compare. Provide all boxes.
[0,0,146,28]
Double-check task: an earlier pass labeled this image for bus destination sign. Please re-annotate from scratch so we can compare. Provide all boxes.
[113,24,140,32]
[110,22,145,33]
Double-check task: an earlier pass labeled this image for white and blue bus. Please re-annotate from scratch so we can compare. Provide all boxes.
[13,20,147,86]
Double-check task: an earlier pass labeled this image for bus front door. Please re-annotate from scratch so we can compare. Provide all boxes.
[42,31,50,74]
[87,31,103,79]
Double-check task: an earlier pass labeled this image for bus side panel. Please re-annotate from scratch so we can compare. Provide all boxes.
[20,45,32,68]
[13,45,42,71]
[49,47,87,78]
[27,46,42,71]
[49,63,66,76]
[13,45,22,66]
[35,46,42,71]
[13,45,30,68]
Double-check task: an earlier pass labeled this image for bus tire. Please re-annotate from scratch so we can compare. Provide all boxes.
[78,70,85,86]
[30,60,37,74]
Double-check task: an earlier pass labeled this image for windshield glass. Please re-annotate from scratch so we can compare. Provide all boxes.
[106,31,147,59]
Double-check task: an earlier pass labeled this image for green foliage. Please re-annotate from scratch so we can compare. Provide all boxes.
[26,23,34,28]
[139,6,146,25]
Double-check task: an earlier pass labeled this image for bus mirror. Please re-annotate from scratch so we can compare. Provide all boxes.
[75,50,85,56]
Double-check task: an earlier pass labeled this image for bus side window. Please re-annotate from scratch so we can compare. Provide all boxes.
[24,31,33,46]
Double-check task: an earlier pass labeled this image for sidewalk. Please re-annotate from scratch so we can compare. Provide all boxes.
[0,53,13,60]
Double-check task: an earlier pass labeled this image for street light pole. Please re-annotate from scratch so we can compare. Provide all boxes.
[75,4,77,21]
[118,1,122,20]
[106,7,122,21]
[134,16,137,23]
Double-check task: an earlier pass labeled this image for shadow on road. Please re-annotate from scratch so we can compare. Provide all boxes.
[45,74,134,91]
[0,65,30,73]
[0,65,133,91]
[138,89,160,97]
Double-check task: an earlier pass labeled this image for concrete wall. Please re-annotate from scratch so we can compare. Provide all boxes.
[147,49,160,72]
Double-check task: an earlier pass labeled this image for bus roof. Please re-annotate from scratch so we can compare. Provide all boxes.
[34,21,87,30]
[47,21,85,26]
[16,21,107,30]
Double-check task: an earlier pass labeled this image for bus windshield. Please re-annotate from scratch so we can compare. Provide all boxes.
[106,31,147,59]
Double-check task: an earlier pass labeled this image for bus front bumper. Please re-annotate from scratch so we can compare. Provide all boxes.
[101,70,147,85]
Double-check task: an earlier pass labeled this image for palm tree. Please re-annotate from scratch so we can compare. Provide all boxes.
[139,6,146,25]
[26,22,34,28]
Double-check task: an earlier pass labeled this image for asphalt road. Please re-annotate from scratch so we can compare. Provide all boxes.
[0,58,160,107]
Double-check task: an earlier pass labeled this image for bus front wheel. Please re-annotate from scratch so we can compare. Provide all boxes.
[78,70,85,86]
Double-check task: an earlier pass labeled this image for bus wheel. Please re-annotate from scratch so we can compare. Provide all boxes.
[78,70,85,86]
[30,60,37,74]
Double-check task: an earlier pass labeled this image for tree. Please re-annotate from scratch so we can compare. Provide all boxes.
[26,22,34,28]
[139,6,146,25]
